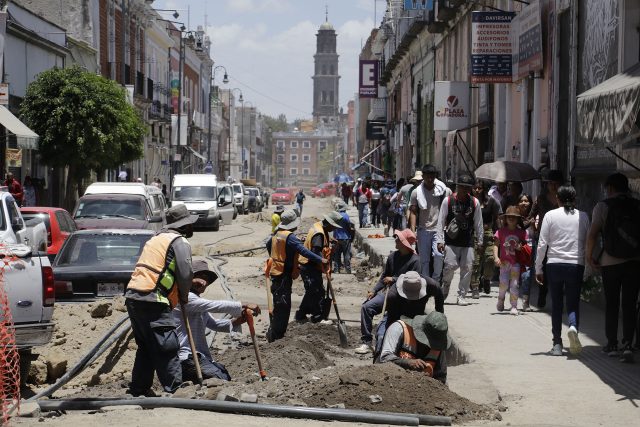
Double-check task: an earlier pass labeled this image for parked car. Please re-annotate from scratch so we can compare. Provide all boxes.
[0,191,47,252]
[232,182,249,215]
[309,186,320,198]
[312,182,337,198]
[20,207,77,263]
[171,174,234,231]
[271,187,293,205]
[52,229,154,300]
[245,187,263,212]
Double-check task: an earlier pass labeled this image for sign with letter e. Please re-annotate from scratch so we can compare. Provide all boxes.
[359,60,378,98]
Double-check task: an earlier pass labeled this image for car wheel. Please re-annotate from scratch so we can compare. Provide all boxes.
[233,208,238,220]
[212,218,220,231]
[19,349,32,386]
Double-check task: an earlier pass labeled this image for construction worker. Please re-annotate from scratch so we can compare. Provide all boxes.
[378,311,450,384]
[125,204,197,396]
[271,205,285,234]
[295,211,344,324]
[265,209,329,342]
[174,260,261,382]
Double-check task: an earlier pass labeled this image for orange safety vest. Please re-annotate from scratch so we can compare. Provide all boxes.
[398,320,441,378]
[269,230,300,279]
[298,222,331,270]
[127,232,183,308]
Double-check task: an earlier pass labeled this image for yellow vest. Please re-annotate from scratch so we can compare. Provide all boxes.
[127,232,182,308]
[398,320,441,378]
[298,222,329,268]
[269,230,299,279]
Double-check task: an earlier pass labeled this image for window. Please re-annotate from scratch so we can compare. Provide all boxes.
[302,168,310,176]
[276,154,284,163]
[290,140,298,148]
[290,168,298,175]
[290,154,298,162]
[302,140,311,148]
[277,168,284,178]
[276,140,285,148]
[319,140,327,150]
[302,154,310,162]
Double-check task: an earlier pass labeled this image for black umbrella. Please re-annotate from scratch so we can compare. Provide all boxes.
[474,161,540,182]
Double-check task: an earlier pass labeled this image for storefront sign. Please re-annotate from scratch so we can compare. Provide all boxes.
[170,71,180,114]
[366,120,386,140]
[434,81,470,131]
[6,148,21,167]
[359,60,379,98]
[513,0,543,80]
[0,83,8,105]
[403,0,433,10]
[470,11,516,83]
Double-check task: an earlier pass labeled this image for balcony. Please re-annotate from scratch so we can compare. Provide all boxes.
[147,78,153,101]
[136,72,144,96]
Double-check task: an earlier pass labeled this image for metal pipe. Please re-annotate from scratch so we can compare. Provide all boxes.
[27,315,131,402]
[37,398,428,426]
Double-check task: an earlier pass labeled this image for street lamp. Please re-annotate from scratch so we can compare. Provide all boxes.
[207,65,229,167]
[241,99,254,179]
[228,88,243,179]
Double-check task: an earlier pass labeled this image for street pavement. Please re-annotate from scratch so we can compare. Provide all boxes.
[346,202,640,426]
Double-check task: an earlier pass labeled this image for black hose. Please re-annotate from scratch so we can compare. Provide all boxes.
[27,314,130,402]
[37,398,439,426]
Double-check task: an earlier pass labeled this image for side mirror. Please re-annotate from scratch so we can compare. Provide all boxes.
[244,190,249,195]
[218,196,226,206]
[149,216,163,223]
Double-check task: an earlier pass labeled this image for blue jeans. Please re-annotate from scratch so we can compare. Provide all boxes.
[416,229,443,280]
[360,291,385,343]
[546,263,584,345]
[358,202,368,227]
[520,239,537,296]
[333,239,352,273]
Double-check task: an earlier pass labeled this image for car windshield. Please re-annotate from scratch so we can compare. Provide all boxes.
[247,189,258,196]
[275,189,288,194]
[56,233,152,267]
[172,186,217,201]
[21,212,51,232]
[74,199,145,220]
[232,185,242,194]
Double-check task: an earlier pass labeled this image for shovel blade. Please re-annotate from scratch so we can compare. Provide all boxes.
[338,321,348,348]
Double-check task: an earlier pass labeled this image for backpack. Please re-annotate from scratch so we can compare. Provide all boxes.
[381,189,393,207]
[445,196,477,240]
[603,196,640,258]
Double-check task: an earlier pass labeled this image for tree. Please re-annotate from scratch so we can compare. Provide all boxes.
[20,66,145,209]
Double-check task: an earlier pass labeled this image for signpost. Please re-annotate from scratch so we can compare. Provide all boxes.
[513,0,543,80]
[470,11,516,83]
[433,82,470,131]
[359,60,379,98]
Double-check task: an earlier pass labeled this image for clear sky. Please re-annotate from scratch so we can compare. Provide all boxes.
[154,0,383,120]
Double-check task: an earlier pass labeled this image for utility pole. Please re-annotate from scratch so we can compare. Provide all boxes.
[176,34,183,176]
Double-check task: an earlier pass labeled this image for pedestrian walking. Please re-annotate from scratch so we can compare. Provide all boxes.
[5,172,23,206]
[295,188,306,217]
[398,175,417,230]
[356,229,421,355]
[493,206,528,315]
[390,178,406,232]
[470,180,500,298]
[436,172,483,305]
[22,176,36,207]
[379,179,396,236]
[295,212,343,324]
[369,182,381,227]
[118,169,128,182]
[536,185,590,356]
[527,169,563,309]
[265,210,328,342]
[517,193,535,311]
[174,260,261,382]
[341,182,352,205]
[332,202,354,274]
[500,182,524,212]
[409,165,452,281]
[125,204,197,396]
[355,182,371,228]
[586,173,640,362]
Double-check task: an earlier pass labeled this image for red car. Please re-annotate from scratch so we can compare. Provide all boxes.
[271,188,293,204]
[21,207,77,262]
[313,182,337,198]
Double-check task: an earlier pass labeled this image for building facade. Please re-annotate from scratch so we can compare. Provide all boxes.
[272,130,337,188]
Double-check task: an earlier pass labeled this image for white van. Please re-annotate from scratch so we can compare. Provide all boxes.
[75,182,167,232]
[170,174,234,231]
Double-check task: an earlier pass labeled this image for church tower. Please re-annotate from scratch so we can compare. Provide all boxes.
[312,9,340,126]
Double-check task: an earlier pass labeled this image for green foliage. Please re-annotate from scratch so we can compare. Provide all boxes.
[581,274,603,302]
[263,114,288,132]
[20,65,145,181]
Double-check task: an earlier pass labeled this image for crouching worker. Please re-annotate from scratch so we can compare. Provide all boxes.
[377,311,450,384]
[174,260,261,382]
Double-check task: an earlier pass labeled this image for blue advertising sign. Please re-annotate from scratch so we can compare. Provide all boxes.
[470,11,516,83]
[403,0,433,10]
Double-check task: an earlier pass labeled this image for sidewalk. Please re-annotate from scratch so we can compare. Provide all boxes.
[348,204,640,426]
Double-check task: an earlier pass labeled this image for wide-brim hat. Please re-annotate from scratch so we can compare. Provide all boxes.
[274,205,285,213]
[192,259,218,284]
[166,204,199,229]
[455,173,475,187]
[396,271,427,300]
[277,209,300,230]
[336,202,347,212]
[402,311,451,351]
[394,229,416,253]
[500,205,522,219]
[410,171,424,183]
[323,211,344,229]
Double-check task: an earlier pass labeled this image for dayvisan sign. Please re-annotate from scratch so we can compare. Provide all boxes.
[434,81,470,131]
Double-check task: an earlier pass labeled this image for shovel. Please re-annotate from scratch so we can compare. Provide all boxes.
[325,271,349,347]
[244,308,268,381]
[180,301,203,385]
[264,259,274,322]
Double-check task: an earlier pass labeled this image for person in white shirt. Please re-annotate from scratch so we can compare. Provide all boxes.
[174,260,260,382]
[536,185,590,357]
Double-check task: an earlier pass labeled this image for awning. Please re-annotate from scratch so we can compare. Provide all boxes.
[577,62,640,145]
[187,147,207,161]
[0,106,39,150]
